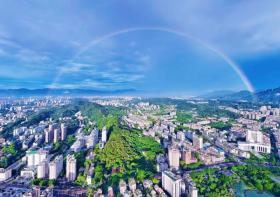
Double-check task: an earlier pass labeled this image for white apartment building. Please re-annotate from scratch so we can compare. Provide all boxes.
[45,129,53,144]
[86,129,99,148]
[0,168,12,181]
[66,154,77,181]
[162,171,182,197]
[61,123,67,141]
[53,129,60,143]
[238,130,271,154]
[49,155,63,180]
[37,160,49,179]
[168,146,180,169]
[26,149,48,167]
[101,126,107,143]
[238,142,271,153]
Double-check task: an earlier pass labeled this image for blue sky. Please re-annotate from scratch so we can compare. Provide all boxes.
[0,0,280,95]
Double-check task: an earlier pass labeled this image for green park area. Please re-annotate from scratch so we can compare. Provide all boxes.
[190,168,237,197]
[190,165,280,197]
[209,121,232,130]
[176,110,193,123]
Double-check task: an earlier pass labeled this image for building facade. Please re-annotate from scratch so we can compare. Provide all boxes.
[162,171,182,197]
[66,154,77,181]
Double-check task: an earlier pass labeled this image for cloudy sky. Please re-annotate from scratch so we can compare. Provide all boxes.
[0,0,279,95]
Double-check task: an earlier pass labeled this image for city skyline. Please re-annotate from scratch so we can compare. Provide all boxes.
[0,0,280,95]
[1,2,280,196]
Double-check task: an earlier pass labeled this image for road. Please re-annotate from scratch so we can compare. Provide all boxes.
[185,161,242,173]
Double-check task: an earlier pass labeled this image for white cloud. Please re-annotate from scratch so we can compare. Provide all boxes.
[60,63,94,73]
[16,49,50,63]
[150,0,280,55]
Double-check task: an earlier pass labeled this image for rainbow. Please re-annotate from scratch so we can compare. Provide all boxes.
[52,27,254,93]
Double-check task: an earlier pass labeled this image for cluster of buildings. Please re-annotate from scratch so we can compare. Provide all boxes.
[180,105,275,160]
[121,101,280,197]
[123,102,162,129]
[219,106,275,157]
[45,123,67,144]
[1,97,280,197]
[0,98,71,132]
[92,97,133,107]
[20,149,77,182]
[121,102,202,196]
[238,130,271,154]
[70,129,98,152]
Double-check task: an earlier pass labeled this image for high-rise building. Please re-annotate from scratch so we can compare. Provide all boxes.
[168,146,180,169]
[61,123,67,141]
[162,171,182,197]
[181,149,197,164]
[26,149,48,167]
[45,123,60,143]
[45,129,53,144]
[101,126,107,143]
[37,160,49,179]
[48,124,54,131]
[86,129,99,148]
[238,130,271,154]
[53,129,60,143]
[192,134,203,150]
[49,155,63,180]
[66,154,77,181]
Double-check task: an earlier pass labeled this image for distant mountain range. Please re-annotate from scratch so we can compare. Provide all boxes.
[201,87,280,104]
[0,88,136,97]
[2,87,280,103]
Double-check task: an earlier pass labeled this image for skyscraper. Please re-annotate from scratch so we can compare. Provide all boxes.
[66,154,77,181]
